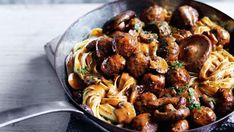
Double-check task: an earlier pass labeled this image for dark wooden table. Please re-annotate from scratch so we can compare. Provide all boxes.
[0,2,233,132]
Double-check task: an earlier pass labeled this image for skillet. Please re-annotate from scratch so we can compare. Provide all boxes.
[0,0,233,131]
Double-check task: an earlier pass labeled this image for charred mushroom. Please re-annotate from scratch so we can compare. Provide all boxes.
[157,36,180,63]
[179,35,212,72]
[112,32,138,58]
[103,10,136,34]
[191,106,216,126]
[172,120,189,132]
[171,5,199,29]
[101,54,126,76]
[131,113,158,132]
[127,53,150,78]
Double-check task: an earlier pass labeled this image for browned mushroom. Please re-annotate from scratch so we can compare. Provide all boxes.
[191,106,216,126]
[171,5,199,29]
[211,27,230,46]
[112,32,138,58]
[127,53,150,77]
[172,120,189,132]
[200,94,215,110]
[131,113,158,132]
[140,5,167,23]
[134,92,157,113]
[215,88,234,114]
[68,73,84,90]
[179,35,212,72]
[144,21,171,38]
[92,37,113,63]
[142,73,165,93]
[172,29,192,43]
[139,31,158,44]
[149,56,168,74]
[157,36,180,63]
[103,10,136,34]
[154,105,190,121]
[114,102,136,124]
[166,63,190,88]
[101,54,126,76]
[149,97,181,108]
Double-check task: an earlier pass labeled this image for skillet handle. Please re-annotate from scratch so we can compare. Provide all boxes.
[0,101,108,131]
[0,101,82,127]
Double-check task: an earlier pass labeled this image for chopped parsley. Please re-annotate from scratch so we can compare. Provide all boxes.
[134,23,141,32]
[188,88,201,110]
[170,61,184,69]
[77,67,89,75]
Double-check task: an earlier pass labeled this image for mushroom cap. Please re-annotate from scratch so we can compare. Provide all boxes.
[179,35,212,72]
[103,10,136,34]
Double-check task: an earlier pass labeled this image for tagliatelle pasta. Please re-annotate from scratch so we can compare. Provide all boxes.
[66,4,234,131]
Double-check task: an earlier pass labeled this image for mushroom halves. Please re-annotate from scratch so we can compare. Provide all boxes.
[103,10,136,34]
[179,35,212,72]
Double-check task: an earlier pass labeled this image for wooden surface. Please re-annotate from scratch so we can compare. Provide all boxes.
[0,2,233,132]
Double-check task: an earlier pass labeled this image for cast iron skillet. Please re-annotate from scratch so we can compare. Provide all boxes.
[0,0,233,131]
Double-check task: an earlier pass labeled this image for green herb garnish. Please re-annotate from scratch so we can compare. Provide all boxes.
[77,67,89,75]
[188,88,201,110]
[134,23,141,32]
[170,61,184,69]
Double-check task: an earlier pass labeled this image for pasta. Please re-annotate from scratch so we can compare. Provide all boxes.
[66,4,234,132]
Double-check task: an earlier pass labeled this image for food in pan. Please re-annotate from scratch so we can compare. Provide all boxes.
[66,4,234,131]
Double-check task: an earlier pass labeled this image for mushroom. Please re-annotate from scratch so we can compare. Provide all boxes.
[68,73,84,90]
[172,29,192,43]
[103,10,136,34]
[200,94,215,110]
[172,120,189,132]
[134,92,157,113]
[149,56,168,74]
[101,54,126,76]
[140,4,167,23]
[157,36,180,63]
[166,62,190,88]
[191,106,216,126]
[93,37,113,63]
[114,102,136,124]
[144,21,171,38]
[171,5,199,29]
[139,31,158,44]
[112,32,138,58]
[131,113,158,132]
[127,53,150,78]
[215,88,234,115]
[142,73,166,93]
[179,35,212,72]
[154,105,190,121]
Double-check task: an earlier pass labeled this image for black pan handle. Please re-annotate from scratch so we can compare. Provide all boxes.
[0,101,108,131]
